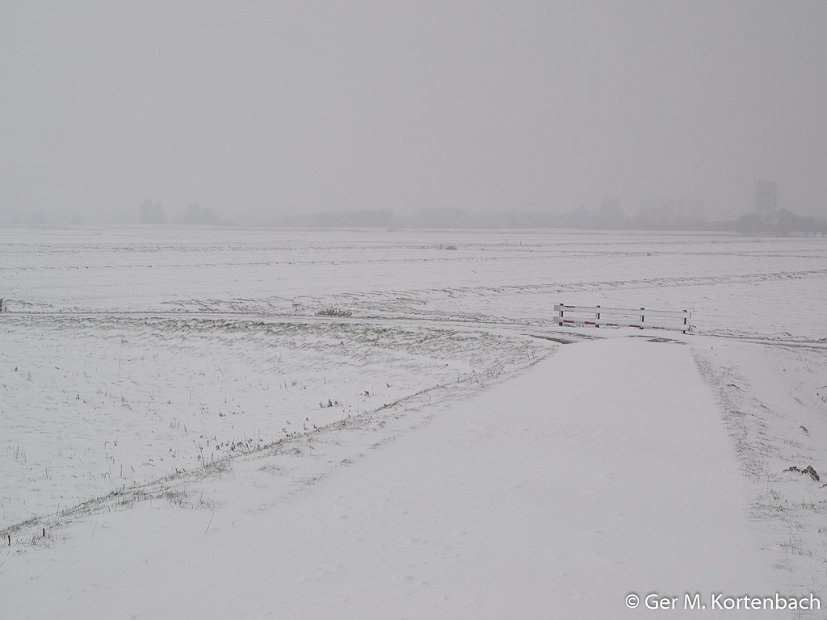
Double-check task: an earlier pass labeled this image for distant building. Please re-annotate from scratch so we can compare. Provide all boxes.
[753,180,777,217]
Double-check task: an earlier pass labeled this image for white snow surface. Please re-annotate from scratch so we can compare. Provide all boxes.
[0,338,785,618]
[1,227,825,618]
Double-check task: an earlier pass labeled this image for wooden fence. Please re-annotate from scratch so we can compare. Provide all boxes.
[553,304,693,333]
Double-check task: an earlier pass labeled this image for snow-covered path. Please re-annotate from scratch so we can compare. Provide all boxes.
[1,337,783,618]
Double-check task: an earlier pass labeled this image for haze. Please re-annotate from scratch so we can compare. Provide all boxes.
[2,0,826,225]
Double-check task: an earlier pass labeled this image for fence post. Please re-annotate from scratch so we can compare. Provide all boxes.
[595,305,600,328]
[640,307,645,328]
[682,309,687,334]
[557,303,564,326]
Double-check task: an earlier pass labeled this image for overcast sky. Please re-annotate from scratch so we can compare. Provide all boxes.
[2,0,826,223]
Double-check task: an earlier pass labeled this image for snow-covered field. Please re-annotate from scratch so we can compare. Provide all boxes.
[1,226,825,618]
[4,227,825,339]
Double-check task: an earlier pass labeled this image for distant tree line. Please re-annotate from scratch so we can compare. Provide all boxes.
[276,207,824,235]
[736,209,827,236]
[138,200,165,224]
[133,201,825,235]
[137,201,225,225]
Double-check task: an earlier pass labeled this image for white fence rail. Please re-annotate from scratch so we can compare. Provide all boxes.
[554,304,693,333]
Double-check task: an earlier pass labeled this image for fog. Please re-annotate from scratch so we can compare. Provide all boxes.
[2,1,826,225]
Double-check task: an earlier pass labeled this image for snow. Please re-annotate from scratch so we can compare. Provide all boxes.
[0,315,541,524]
[693,338,827,597]
[0,338,784,618]
[0,227,825,617]
[3,228,825,340]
